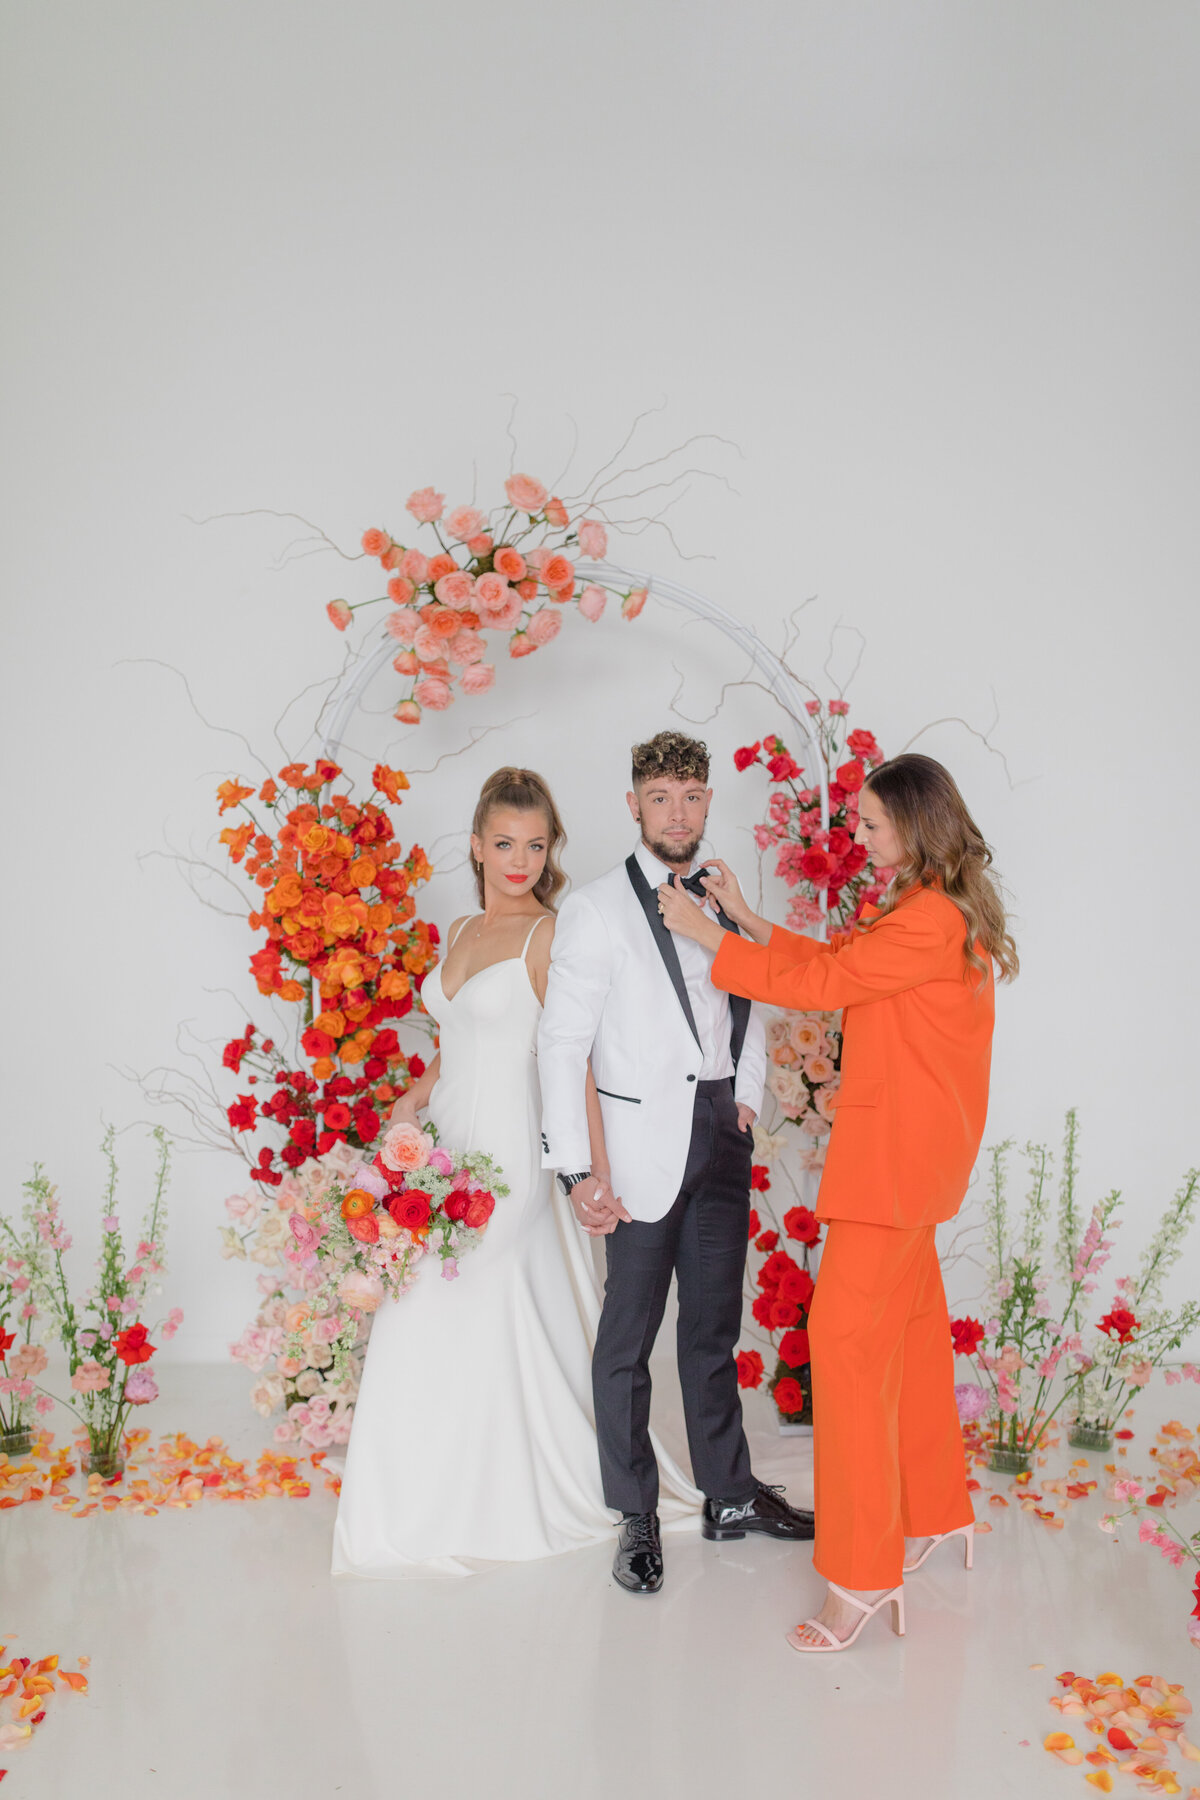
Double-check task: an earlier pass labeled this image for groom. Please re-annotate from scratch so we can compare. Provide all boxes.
[539,730,814,1593]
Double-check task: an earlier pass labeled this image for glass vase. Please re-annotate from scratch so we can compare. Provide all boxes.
[83,1431,126,1481]
[987,1444,1032,1475]
[0,1425,34,1458]
[1067,1422,1113,1453]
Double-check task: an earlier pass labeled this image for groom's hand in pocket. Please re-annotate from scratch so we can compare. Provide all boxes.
[571,1175,632,1236]
[736,1104,757,1135]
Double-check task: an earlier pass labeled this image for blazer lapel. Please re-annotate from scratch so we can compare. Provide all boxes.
[625,854,701,1050]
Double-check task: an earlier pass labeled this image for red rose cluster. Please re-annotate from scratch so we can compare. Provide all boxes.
[950,1317,986,1357]
[217,760,440,1184]
[1098,1306,1141,1345]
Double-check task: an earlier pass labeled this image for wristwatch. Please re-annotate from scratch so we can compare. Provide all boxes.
[556,1171,591,1197]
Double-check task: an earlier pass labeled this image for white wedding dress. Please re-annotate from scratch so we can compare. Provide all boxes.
[331,917,700,1577]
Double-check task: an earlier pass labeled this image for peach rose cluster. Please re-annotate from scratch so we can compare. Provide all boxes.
[335,476,644,726]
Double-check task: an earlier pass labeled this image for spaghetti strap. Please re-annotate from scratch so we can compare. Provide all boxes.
[520,915,549,960]
[448,914,481,952]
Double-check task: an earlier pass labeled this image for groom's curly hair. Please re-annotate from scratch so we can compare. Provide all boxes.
[631,730,710,787]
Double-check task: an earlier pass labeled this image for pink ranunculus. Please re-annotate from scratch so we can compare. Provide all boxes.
[400,548,429,584]
[394,700,421,725]
[414,676,453,712]
[10,1343,47,1379]
[406,487,445,524]
[473,572,512,615]
[621,588,648,620]
[577,519,608,558]
[448,629,486,666]
[509,632,537,659]
[434,571,474,608]
[71,1359,111,1393]
[445,505,485,542]
[385,606,422,644]
[337,1269,386,1312]
[527,607,562,647]
[578,583,607,622]
[326,600,352,632]
[459,662,496,695]
[379,1120,434,1173]
[125,1365,159,1405]
[505,473,548,513]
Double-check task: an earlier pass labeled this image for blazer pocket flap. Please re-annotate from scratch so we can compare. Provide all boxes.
[829,1077,882,1109]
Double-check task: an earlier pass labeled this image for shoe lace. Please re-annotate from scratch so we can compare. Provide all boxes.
[624,1513,659,1549]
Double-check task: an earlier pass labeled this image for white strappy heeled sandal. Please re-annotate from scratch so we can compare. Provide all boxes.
[785,1581,905,1654]
[902,1522,974,1573]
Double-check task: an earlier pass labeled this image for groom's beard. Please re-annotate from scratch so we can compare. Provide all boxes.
[642,829,703,869]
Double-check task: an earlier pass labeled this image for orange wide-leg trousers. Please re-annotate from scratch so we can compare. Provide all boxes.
[807,1218,974,1590]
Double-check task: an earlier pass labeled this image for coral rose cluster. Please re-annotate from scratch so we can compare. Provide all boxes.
[337,476,643,725]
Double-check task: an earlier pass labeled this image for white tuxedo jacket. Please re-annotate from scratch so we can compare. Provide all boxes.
[538,855,767,1223]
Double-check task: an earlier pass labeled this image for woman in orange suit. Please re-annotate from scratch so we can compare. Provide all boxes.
[657,753,1018,1653]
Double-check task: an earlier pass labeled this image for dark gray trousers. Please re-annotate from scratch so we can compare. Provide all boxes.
[592,1079,756,1515]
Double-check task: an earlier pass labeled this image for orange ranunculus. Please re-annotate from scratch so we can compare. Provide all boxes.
[379,969,411,1000]
[314,1010,346,1038]
[331,833,354,860]
[266,873,304,914]
[220,823,254,862]
[340,1189,375,1220]
[278,980,305,1002]
[368,903,393,931]
[348,857,377,887]
[259,777,279,804]
[302,824,332,855]
[217,779,255,815]
[282,928,323,961]
[278,763,309,788]
[311,1056,334,1080]
[340,1038,368,1065]
[372,765,409,803]
[324,906,359,940]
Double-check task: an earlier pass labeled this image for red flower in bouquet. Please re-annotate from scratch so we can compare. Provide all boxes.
[773,1376,805,1416]
[751,1294,775,1329]
[754,1230,779,1253]
[778,1328,811,1368]
[228,1094,258,1132]
[347,1213,381,1245]
[750,1165,771,1192]
[951,1317,985,1356]
[747,1208,761,1239]
[389,1191,433,1232]
[734,742,762,772]
[784,1206,821,1246]
[324,1103,353,1132]
[777,1267,815,1308]
[766,752,802,782]
[112,1323,156,1366]
[1099,1307,1140,1344]
[465,1191,496,1229]
[0,1328,15,1357]
[1192,1570,1200,1620]
[770,1298,801,1330]
[836,759,865,792]
[737,1350,765,1389]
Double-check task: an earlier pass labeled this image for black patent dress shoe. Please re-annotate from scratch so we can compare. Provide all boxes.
[612,1511,664,1593]
[701,1481,815,1541]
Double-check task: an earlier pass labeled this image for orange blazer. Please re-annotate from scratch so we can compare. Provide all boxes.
[711,886,994,1230]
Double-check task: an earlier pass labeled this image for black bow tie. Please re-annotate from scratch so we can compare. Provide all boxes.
[676,867,713,898]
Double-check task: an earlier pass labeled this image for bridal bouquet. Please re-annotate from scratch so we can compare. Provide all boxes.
[278,1120,508,1386]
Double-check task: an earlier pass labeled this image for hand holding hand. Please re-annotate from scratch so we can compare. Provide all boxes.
[570,1174,633,1237]
[657,875,725,952]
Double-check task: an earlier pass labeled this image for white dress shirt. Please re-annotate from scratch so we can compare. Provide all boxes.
[634,840,735,1083]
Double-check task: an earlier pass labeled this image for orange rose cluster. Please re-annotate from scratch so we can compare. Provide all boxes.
[217,759,439,1184]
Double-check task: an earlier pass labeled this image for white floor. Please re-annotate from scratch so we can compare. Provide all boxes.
[2,1363,1189,1800]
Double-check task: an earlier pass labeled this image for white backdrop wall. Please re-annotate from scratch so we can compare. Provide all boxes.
[2,1,1197,1357]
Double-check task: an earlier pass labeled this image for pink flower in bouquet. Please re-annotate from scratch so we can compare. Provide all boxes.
[493,546,526,581]
[805,700,821,716]
[786,895,824,931]
[10,1343,47,1379]
[510,633,536,658]
[578,584,607,622]
[35,1393,53,1415]
[125,1366,159,1406]
[459,663,496,695]
[468,533,493,557]
[449,629,485,665]
[445,505,485,542]
[225,1191,260,1222]
[441,1259,460,1281]
[486,591,524,630]
[829,699,850,715]
[622,588,648,620]
[803,1053,836,1085]
[386,606,421,643]
[505,473,548,513]
[1126,1358,1154,1387]
[528,608,562,646]
[309,1314,343,1344]
[350,1165,391,1200]
[347,1213,380,1245]
[1112,1477,1145,1501]
[406,486,445,523]
[753,824,779,851]
[336,1274,386,1317]
[290,1215,321,1256]
[544,495,569,528]
[400,548,429,584]
[789,1017,825,1055]
[474,572,512,615]
[380,1121,434,1174]
[434,571,475,608]
[428,1148,453,1177]
[161,1307,184,1340]
[387,576,416,606]
[326,600,352,632]
[954,1382,989,1422]
[412,623,442,662]
[414,677,453,712]
[362,528,392,558]
[540,554,574,592]
[71,1359,111,1393]
[577,519,608,558]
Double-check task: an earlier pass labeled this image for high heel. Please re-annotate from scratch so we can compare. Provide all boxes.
[785,1581,905,1654]
[903,1522,974,1573]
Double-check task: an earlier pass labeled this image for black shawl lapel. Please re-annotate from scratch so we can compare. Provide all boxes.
[625,855,753,1071]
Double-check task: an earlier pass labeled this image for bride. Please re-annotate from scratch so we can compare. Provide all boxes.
[332,767,698,1576]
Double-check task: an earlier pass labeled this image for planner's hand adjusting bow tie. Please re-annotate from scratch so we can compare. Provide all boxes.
[676,867,714,899]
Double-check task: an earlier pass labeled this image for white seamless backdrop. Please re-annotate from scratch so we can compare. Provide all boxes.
[2,0,1197,1357]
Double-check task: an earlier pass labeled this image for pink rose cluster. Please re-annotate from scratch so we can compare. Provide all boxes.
[338,476,643,725]
[735,707,890,932]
